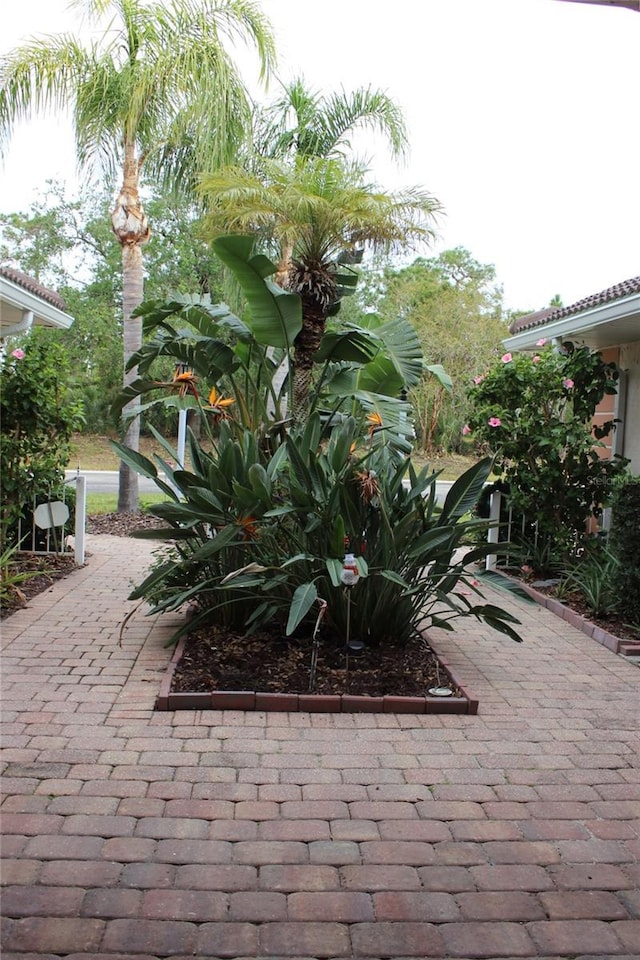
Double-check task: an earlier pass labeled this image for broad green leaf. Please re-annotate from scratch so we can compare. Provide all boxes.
[282,553,316,566]
[130,527,193,540]
[248,463,272,505]
[372,317,424,388]
[407,526,455,559]
[112,379,165,414]
[326,557,343,587]
[426,363,453,391]
[381,570,409,587]
[473,603,520,623]
[430,615,455,631]
[213,236,302,347]
[286,582,318,635]
[441,458,492,522]
[356,354,404,396]
[314,329,380,364]
[264,506,298,518]
[110,441,157,480]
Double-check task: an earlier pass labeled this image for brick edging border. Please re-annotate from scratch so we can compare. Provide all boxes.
[494,570,623,654]
[155,634,479,715]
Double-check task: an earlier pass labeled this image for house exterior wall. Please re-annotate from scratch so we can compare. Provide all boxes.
[619,340,640,473]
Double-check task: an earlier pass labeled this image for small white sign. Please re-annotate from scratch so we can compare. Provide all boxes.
[33,501,70,529]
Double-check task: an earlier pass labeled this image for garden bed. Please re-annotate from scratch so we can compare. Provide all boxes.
[496,569,639,656]
[156,623,478,714]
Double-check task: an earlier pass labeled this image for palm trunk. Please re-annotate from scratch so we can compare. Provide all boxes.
[274,241,294,288]
[111,142,150,514]
[292,300,327,423]
[289,258,337,424]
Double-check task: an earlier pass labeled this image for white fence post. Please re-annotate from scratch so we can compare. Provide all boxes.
[74,475,86,566]
[486,490,502,571]
[177,408,188,468]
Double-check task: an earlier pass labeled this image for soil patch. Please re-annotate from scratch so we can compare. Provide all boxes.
[170,622,461,699]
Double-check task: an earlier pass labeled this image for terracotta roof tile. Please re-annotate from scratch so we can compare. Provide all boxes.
[0,265,68,312]
[509,276,640,334]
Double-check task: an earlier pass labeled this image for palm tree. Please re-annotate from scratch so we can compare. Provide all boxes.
[254,76,408,163]
[0,0,276,511]
[200,157,442,419]
[248,77,411,287]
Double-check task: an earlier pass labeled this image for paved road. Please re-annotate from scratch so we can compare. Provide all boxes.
[67,469,455,503]
[65,469,162,495]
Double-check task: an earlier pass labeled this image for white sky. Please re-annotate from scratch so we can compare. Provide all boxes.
[0,0,638,311]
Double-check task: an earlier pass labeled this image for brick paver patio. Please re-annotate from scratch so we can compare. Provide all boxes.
[1,533,638,959]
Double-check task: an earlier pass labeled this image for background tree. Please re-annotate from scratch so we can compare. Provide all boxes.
[0,0,276,511]
[343,248,514,453]
[1,182,226,434]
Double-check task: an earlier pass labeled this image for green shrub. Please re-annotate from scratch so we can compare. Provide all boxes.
[609,476,640,627]
[0,336,84,549]
[564,541,620,618]
[116,415,523,650]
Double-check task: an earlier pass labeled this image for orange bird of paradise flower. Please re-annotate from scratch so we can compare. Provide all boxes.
[237,515,258,540]
[152,369,199,398]
[366,411,383,437]
[206,386,235,421]
[172,369,198,399]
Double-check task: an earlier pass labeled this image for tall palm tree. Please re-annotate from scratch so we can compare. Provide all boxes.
[0,0,276,511]
[249,77,410,287]
[200,157,442,419]
[254,76,408,163]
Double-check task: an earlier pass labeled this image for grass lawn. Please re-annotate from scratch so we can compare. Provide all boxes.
[68,433,186,471]
[86,492,166,515]
[69,433,477,481]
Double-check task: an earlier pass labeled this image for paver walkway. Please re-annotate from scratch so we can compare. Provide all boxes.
[1,534,639,959]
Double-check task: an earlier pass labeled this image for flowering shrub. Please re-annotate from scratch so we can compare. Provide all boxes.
[465,341,627,567]
[0,336,84,548]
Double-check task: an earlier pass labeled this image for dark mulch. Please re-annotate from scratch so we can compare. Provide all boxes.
[170,622,461,698]
[86,512,164,536]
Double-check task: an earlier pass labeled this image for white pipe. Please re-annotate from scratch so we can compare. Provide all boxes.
[1,309,34,339]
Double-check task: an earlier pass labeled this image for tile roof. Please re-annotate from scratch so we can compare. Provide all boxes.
[509,275,640,334]
[0,265,68,312]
